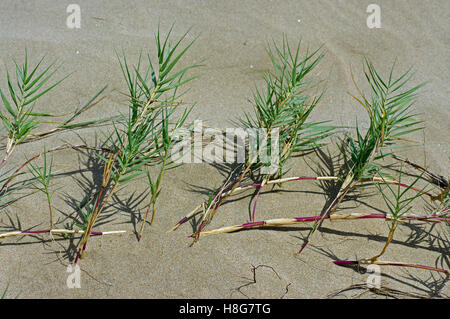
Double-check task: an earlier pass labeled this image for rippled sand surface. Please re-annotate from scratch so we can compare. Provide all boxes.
[0,0,448,298]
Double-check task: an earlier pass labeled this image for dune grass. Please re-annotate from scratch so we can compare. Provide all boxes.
[0,27,200,257]
[171,52,448,276]
[173,37,337,242]
[332,171,449,275]
[75,26,199,262]
[0,29,447,282]
[0,52,121,241]
[295,59,427,254]
[27,149,56,231]
[0,51,111,169]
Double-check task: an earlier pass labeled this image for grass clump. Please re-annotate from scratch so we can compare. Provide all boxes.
[0,51,110,165]
[172,37,335,241]
[333,171,448,275]
[185,57,448,276]
[0,30,447,283]
[75,26,199,261]
[297,58,426,254]
[27,149,57,231]
[241,37,335,220]
[0,50,67,170]
[0,52,114,241]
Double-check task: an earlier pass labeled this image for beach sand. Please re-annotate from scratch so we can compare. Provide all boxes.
[0,0,448,298]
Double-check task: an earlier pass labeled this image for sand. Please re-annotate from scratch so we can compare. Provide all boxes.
[0,0,448,298]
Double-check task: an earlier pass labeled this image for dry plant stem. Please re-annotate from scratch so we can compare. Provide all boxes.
[190,163,251,242]
[169,175,433,232]
[0,138,15,172]
[369,219,397,261]
[193,82,298,240]
[252,178,267,222]
[169,176,330,233]
[198,213,448,236]
[25,126,84,141]
[137,156,167,241]
[76,151,119,262]
[0,229,125,239]
[327,283,437,299]
[185,168,245,238]
[434,205,449,217]
[333,259,449,275]
[193,134,270,241]
[76,69,168,255]
[0,143,107,194]
[392,154,449,189]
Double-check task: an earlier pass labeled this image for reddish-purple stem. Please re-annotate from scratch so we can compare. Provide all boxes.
[1,153,42,194]
[242,221,265,228]
[176,175,443,233]
[293,213,447,224]
[251,185,263,222]
[193,180,238,241]
[76,182,108,260]
[0,157,7,170]
[297,240,309,255]
[220,213,448,241]
[176,177,320,228]
[138,204,152,242]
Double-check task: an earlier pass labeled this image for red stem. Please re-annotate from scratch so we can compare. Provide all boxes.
[204,213,449,237]
[0,153,41,194]
[0,157,7,171]
[174,175,437,230]
[76,185,106,261]
[251,185,263,222]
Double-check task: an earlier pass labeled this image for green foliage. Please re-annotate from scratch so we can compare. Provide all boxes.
[62,200,93,239]
[77,203,94,231]
[27,149,58,228]
[0,50,68,144]
[1,284,8,299]
[376,170,426,220]
[241,36,335,177]
[105,25,198,185]
[347,58,424,180]
[299,58,426,255]
[0,175,17,208]
[27,151,53,194]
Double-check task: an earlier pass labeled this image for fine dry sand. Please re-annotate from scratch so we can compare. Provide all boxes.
[0,0,448,298]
